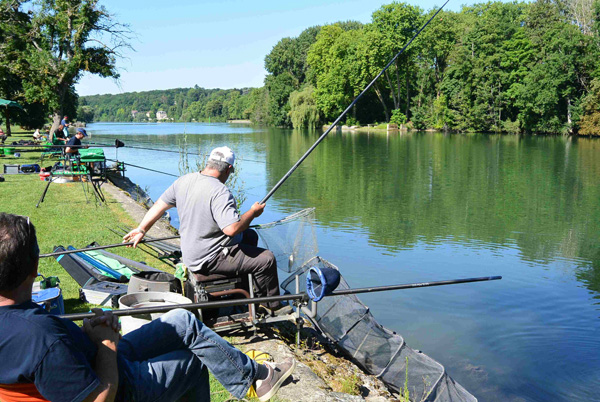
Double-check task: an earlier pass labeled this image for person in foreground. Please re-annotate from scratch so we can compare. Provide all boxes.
[123,146,290,316]
[0,213,296,402]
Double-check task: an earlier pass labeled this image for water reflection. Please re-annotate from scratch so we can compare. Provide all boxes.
[91,123,600,401]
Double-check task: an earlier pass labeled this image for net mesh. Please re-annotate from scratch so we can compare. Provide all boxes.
[257,210,476,402]
[255,208,318,273]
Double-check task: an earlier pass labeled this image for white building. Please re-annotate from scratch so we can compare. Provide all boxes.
[156,111,168,120]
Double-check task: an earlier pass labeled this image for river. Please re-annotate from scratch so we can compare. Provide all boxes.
[89,122,600,402]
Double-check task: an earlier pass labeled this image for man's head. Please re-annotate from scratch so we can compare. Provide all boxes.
[206,146,235,181]
[0,214,40,292]
[63,115,68,120]
[76,128,88,138]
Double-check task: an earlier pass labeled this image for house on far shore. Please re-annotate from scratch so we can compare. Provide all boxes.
[156,110,168,120]
[131,110,138,118]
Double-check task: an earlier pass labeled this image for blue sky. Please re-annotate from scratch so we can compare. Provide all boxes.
[76,0,474,96]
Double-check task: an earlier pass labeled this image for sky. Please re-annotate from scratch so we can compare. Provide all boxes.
[76,0,475,96]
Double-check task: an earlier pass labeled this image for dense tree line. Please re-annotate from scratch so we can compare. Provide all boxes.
[7,0,598,136]
[80,86,256,122]
[261,0,600,135]
[80,0,600,135]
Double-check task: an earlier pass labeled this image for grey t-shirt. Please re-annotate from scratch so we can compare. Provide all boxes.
[159,172,242,270]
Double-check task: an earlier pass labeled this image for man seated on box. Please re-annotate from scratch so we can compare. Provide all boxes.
[65,128,90,155]
[0,213,295,402]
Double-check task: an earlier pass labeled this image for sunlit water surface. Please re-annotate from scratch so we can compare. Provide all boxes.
[90,122,600,402]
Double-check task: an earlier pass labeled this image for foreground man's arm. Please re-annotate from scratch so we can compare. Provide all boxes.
[82,311,120,402]
[123,199,173,247]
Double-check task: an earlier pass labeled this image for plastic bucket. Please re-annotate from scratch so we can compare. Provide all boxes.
[39,172,50,181]
[118,292,192,334]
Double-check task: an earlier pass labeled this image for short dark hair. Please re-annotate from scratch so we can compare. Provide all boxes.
[206,158,230,173]
[0,213,39,291]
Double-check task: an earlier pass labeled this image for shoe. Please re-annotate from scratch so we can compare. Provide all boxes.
[255,358,296,401]
[258,303,293,317]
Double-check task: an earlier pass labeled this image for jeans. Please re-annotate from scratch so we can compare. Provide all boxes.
[117,309,258,401]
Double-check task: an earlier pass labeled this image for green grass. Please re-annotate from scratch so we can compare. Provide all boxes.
[1,130,288,401]
[1,129,174,312]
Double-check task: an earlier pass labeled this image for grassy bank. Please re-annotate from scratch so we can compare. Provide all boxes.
[0,129,174,311]
[0,130,256,401]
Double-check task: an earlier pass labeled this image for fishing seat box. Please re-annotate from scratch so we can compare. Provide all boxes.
[80,280,128,308]
[128,272,182,294]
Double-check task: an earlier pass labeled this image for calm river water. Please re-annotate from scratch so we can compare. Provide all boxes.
[90,122,600,402]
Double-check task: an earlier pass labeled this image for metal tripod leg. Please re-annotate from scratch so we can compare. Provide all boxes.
[90,177,106,203]
[36,177,53,208]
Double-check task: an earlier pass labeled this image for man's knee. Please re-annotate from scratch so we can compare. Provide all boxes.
[161,308,199,328]
[256,249,277,273]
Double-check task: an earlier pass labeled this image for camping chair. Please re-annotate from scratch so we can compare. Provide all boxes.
[0,383,49,401]
[40,139,63,160]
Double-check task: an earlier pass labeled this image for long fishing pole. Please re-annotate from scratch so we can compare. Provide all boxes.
[39,235,181,258]
[5,139,125,148]
[61,275,501,321]
[260,0,449,204]
[93,141,270,165]
[105,159,179,178]
[5,144,116,148]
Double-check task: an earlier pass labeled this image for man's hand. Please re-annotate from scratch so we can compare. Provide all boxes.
[250,202,265,218]
[83,309,120,349]
[123,228,145,248]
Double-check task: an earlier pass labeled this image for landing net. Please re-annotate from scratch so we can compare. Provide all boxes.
[257,209,476,402]
[254,208,318,273]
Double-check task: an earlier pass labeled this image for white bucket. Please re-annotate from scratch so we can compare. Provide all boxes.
[118,292,192,334]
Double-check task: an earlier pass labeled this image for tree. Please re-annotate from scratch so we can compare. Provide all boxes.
[19,0,131,131]
[578,78,600,135]
[0,1,47,133]
[289,85,320,128]
[369,2,424,118]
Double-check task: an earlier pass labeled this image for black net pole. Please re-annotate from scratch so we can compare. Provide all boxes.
[39,235,181,258]
[260,0,450,204]
[60,275,501,321]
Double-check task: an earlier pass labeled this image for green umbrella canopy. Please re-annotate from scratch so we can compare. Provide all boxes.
[0,99,24,110]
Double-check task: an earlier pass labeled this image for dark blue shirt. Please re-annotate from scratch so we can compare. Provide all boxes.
[0,302,100,402]
[66,136,82,149]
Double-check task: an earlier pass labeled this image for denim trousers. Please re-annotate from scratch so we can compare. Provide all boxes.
[117,309,258,401]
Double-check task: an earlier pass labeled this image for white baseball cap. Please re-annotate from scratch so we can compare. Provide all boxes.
[209,146,235,165]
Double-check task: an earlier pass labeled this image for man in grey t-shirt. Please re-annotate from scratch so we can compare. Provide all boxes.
[123,146,289,314]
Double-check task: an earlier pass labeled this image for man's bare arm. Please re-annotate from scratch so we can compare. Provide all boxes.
[123,199,173,247]
[222,202,265,237]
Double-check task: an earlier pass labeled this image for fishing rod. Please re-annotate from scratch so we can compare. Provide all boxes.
[60,275,502,321]
[105,159,179,178]
[93,141,270,165]
[260,0,449,204]
[5,139,125,148]
[39,235,181,258]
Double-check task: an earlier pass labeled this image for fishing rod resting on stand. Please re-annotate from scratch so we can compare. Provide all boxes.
[60,275,502,321]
